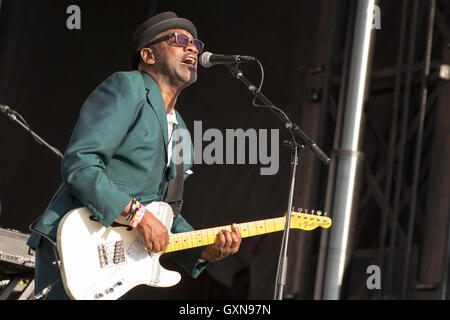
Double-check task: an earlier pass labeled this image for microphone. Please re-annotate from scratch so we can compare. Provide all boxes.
[199,51,255,68]
[0,104,18,121]
[0,104,10,113]
[0,105,16,118]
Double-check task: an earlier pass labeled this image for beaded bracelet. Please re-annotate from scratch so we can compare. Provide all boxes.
[130,202,146,228]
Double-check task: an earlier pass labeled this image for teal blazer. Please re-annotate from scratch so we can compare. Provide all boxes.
[27,71,206,278]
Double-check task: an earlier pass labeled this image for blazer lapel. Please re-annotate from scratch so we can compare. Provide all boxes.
[140,72,169,157]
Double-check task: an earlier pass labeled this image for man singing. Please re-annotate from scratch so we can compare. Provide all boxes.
[27,11,242,300]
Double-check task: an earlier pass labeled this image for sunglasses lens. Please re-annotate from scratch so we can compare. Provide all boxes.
[174,34,204,53]
[175,34,189,47]
[193,40,204,53]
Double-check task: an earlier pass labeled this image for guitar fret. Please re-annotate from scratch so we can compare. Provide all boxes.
[195,231,203,246]
[257,221,266,234]
[180,234,186,250]
[275,217,285,231]
[171,235,177,251]
[268,220,275,232]
[173,234,180,251]
[202,229,208,245]
[180,235,188,249]
[188,231,195,248]
[248,222,257,236]
[240,223,249,238]
[207,228,215,244]
[211,227,219,242]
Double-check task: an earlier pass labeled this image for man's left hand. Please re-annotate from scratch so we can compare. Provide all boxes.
[200,224,242,262]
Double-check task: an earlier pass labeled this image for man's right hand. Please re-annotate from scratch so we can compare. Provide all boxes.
[136,210,169,252]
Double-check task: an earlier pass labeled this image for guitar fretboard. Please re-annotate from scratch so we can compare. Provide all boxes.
[162,216,289,254]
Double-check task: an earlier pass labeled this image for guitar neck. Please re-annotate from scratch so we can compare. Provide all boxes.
[162,216,287,254]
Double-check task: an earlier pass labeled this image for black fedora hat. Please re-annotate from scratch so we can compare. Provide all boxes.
[134,11,198,52]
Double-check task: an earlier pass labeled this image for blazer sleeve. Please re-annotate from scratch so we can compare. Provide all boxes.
[61,72,141,227]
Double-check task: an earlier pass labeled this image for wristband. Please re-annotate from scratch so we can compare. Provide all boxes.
[130,202,146,228]
[126,198,139,222]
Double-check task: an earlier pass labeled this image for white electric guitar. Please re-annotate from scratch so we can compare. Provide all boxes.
[56,202,332,300]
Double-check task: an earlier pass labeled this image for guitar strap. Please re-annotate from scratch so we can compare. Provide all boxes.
[166,123,184,221]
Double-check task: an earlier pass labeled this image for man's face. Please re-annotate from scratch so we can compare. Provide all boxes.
[145,29,200,88]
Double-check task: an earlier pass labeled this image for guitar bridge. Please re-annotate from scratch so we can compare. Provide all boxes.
[98,241,126,268]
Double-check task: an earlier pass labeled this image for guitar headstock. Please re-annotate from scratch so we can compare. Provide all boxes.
[289,209,332,231]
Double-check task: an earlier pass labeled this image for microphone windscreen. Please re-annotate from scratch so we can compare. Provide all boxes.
[199,52,213,68]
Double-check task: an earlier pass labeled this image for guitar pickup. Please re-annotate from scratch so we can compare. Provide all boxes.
[98,241,126,268]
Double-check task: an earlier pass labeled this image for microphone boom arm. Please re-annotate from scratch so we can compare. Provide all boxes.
[0,105,63,159]
[226,63,330,164]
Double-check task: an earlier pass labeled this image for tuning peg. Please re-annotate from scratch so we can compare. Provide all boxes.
[315,210,321,220]
[297,207,303,213]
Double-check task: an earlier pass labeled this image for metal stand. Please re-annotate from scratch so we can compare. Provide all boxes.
[226,62,330,300]
[274,140,303,299]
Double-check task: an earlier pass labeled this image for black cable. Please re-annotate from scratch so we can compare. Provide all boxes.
[251,59,265,108]
[249,60,291,121]
[250,59,298,144]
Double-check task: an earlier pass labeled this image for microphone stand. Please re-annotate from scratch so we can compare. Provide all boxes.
[1,105,63,159]
[1,104,63,298]
[226,63,330,300]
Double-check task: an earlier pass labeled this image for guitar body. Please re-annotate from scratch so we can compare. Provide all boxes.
[56,202,180,300]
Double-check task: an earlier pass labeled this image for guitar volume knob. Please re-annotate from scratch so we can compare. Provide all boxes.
[105,288,114,294]
[95,293,104,299]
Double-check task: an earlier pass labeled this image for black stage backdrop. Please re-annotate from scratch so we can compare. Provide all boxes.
[0,0,342,299]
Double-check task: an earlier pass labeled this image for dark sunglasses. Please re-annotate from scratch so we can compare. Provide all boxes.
[144,32,205,53]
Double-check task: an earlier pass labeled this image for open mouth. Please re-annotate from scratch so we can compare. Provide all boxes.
[181,56,197,68]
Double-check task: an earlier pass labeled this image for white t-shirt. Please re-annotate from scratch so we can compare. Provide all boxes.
[166,111,193,177]
[167,111,179,167]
